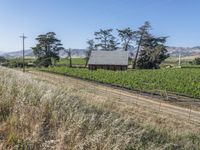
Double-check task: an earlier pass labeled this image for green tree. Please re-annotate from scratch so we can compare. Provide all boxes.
[133,21,151,69]
[137,35,169,69]
[118,28,136,51]
[94,29,119,51]
[85,39,95,67]
[0,56,7,63]
[32,32,64,67]
[194,57,200,65]
[64,48,72,67]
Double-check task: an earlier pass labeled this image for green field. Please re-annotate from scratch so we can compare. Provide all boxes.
[41,67,200,98]
[57,58,86,65]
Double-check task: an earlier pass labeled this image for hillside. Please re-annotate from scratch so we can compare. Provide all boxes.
[1,49,34,58]
[167,46,200,57]
[0,49,85,58]
[1,46,200,59]
[0,67,200,149]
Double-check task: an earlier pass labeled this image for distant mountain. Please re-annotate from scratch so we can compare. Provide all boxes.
[1,49,34,58]
[1,46,200,58]
[125,46,200,57]
[166,46,200,57]
[0,49,86,58]
[59,49,86,58]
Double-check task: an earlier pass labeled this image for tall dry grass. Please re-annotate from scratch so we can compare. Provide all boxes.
[0,67,200,150]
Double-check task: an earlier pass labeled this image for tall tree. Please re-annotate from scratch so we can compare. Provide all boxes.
[118,28,136,51]
[64,48,72,67]
[137,35,169,69]
[94,29,119,51]
[85,39,95,67]
[32,32,64,67]
[133,21,151,69]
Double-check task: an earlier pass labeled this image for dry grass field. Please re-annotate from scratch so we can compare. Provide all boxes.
[0,67,200,149]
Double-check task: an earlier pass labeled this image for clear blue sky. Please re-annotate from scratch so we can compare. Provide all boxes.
[0,0,200,52]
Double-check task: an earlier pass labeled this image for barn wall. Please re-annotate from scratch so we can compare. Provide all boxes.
[88,65,127,71]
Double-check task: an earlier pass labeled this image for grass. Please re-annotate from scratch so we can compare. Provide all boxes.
[181,65,200,68]
[161,56,196,68]
[0,67,200,149]
[41,66,200,98]
[57,58,86,65]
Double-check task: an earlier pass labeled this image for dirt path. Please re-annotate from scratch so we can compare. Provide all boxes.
[28,70,200,124]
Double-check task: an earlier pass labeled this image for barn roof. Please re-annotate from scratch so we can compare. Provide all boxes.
[88,50,129,66]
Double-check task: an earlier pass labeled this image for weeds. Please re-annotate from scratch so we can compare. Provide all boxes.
[0,67,200,149]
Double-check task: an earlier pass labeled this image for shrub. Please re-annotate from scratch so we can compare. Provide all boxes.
[194,57,200,65]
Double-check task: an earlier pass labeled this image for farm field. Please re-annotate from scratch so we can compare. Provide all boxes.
[161,56,200,68]
[1,67,200,149]
[57,58,86,65]
[41,67,200,99]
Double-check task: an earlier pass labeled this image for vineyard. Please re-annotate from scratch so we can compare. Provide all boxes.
[41,67,200,99]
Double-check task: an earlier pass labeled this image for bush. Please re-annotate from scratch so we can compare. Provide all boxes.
[194,57,200,65]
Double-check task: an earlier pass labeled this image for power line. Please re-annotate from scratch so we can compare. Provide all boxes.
[19,34,27,73]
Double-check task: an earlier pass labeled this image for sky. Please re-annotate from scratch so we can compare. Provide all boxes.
[0,0,200,52]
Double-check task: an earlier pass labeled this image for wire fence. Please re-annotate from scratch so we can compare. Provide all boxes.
[29,70,200,124]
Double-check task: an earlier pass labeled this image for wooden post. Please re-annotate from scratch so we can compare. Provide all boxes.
[20,34,27,73]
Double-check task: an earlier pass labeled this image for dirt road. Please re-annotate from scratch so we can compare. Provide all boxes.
[28,70,200,124]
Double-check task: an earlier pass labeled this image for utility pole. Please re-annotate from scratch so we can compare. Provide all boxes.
[20,34,27,73]
[178,50,181,67]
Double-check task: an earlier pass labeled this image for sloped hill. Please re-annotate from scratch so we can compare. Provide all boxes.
[0,49,86,58]
[1,46,200,59]
[167,46,200,57]
[1,49,34,58]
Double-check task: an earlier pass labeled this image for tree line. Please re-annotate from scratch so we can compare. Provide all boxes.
[85,21,169,69]
[31,21,169,69]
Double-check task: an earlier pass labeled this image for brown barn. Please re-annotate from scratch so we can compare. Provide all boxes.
[88,50,129,70]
